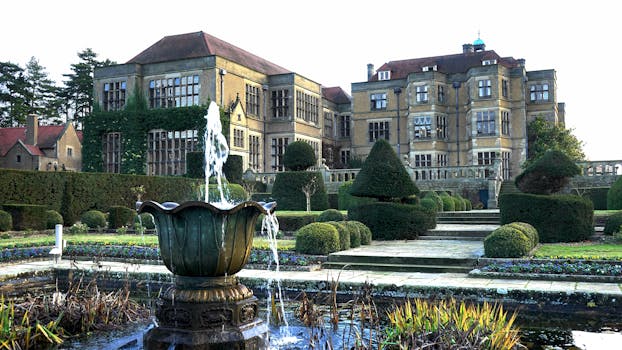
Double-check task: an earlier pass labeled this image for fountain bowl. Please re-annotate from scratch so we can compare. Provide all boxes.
[138,200,276,278]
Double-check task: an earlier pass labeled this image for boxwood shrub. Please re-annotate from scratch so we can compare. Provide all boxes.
[440,195,455,212]
[499,193,593,242]
[325,221,350,250]
[348,202,435,240]
[420,198,438,212]
[350,221,372,245]
[45,210,64,229]
[108,206,136,229]
[337,181,376,211]
[272,171,328,211]
[0,210,12,231]
[344,221,361,248]
[137,213,155,230]
[317,209,345,222]
[295,222,340,255]
[81,210,107,229]
[608,176,622,210]
[581,187,609,210]
[484,225,532,258]
[2,204,47,230]
[604,211,622,235]
[505,222,539,247]
[422,191,443,212]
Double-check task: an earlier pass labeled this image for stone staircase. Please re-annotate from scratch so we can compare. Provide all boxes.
[419,210,500,241]
[322,254,477,273]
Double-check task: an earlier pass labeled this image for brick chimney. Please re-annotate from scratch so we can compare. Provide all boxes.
[26,114,38,145]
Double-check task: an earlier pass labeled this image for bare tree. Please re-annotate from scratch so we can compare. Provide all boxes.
[302,176,318,212]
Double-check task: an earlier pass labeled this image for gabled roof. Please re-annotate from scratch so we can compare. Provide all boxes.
[370,50,519,81]
[18,140,45,156]
[0,125,72,157]
[322,87,351,105]
[128,31,292,76]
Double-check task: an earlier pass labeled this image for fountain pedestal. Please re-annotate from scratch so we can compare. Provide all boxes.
[144,276,268,349]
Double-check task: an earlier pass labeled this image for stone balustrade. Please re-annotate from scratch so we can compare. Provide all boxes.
[576,160,622,176]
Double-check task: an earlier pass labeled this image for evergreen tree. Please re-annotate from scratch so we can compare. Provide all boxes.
[0,61,31,126]
[25,57,63,124]
[63,48,115,128]
[526,116,584,168]
[349,139,417,201]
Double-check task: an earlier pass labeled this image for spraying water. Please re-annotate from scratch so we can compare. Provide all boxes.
[203,101,230,206]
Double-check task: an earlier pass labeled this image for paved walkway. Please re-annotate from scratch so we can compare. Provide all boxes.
[1,240,620,301]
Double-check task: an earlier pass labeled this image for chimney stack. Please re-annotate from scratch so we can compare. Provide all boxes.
[26,114,39,145]
[367,63,374,81]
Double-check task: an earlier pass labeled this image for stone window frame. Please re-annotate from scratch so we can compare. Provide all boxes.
[530,83,549,102]
[103,81,126,111]
[370,92,387,110]
[413,115,432,139]
[476,110,496,136]
[416,85,429,103]
[245,84,260,116]
[146,129,199,176]
[368,120,390,142]
[148,75,200,109]
[102,132,122,173]
[478,79,492,98]
[271,89,289,118]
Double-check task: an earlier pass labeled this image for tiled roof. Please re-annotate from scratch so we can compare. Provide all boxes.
[322,87,351,104]
[0,125,66,157]
[128,31,291,76]
[370,50,519,81]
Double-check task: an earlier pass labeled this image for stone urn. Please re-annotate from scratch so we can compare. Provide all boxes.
[138,200,276,350]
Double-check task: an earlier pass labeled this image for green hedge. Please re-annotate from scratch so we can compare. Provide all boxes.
[422,191,443,212]
[337,181,376,211]
[107,206,136,229]
[326,221,350,250]
[484,225,532,258]
[317,209,345,222]
[499,193,593,243]
[272,171,328,211]
[351,221,372,245]
[1,204,47,230]
[45,210,63,229]
[344,221,361,248]
[440,195,455,211]
[0,169,199,226]
[348,202,435,240]
[0,210,12,231]
[608,177,622,210]
[81,210,107,229]
[604,211,622,235]
[580,187,609,210]
[295,222,340,255]
[256,212,319,233]
[505,222,539,248]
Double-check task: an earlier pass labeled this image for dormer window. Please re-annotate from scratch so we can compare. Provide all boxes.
[482,59,497,66]
[422,65,437,72]
[378,70,391,81]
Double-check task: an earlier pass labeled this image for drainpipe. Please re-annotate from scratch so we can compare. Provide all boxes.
[452,82,461,166]
[262,84,268,172]
[219,69,227,106]
[394,87,402,156]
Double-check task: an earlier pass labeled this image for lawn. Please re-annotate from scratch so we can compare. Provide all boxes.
[533,241,622,260]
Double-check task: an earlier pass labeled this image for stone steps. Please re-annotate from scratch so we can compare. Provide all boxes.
[323,253,477,273]
[321,261,473,273]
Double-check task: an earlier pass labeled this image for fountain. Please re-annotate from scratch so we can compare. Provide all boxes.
[137,101,276,349]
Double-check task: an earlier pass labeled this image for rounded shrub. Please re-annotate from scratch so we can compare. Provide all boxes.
[295,222,340,255]
[343,221,362,248]
[423,191,443,212]
[0,210,12,231]
[108,206,136,229]
[515,150,580,195]
[506,222,539,248]
[45,210,64,229]
[283,141,317,171]
[325,221,351,251]
[137,213,155,230]
[350,221,372,245]
[420,197,438,212]
[463,198,472,211]
[608,177,622,210]
[403,195,420,205]
[317,209,345,222]
[451,196,465,211]
[81,210,107,229]
[440,195,455,212]
[604,211,622,235]
[484,225,532,258]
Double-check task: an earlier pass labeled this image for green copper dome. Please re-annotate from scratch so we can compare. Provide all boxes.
[474,37,485,46]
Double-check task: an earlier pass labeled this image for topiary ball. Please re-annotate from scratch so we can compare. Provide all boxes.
[440,195,455,211]
[350,221,372,245]
[506,222,539,248]
[80,210,107,229]
[317,209,345,222]
[325,221,351,250]
[604,211,622,235]
[484,225,532,258]
[423,191,443,212]
[295,222,340,255]
[107,206,136,229]
[343,221,361,248]
[45,210,64,229]
[283,141,317,171]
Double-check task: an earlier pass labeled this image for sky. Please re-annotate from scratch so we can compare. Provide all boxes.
[2,0,620,161]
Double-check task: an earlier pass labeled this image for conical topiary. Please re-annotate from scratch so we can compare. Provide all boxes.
[515,149,580,195]
[349,139,417,201]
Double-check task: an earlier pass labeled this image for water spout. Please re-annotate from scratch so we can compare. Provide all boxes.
[203,101,230,205]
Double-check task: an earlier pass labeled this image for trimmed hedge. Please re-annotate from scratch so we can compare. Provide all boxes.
[108,206,136,229]
[223,155,244,184]
[295,222,340,255]
[440,195,455,212]
[608,177,622,210]
[337,181,376,211]
[506,222,539,247]
[580,187,609,210]
[348,202,435,240]
[272,171,328,211]
[420,198,438,212]
[515,150,580,195]
[81,210,107,229]
[45,210,64,229]
[351,221,372,245]
[1,204,47,230]
[484,225,532,258]
[344,221,361,248]
[423,191,443,212]
[258,212,319,233]
[137,213,155,230]
[499,193,593,242]
[0,169,198,226]
[604,211,622,235]
[0,210,12,231]
[326,221,351,250]
[317,209,345,222]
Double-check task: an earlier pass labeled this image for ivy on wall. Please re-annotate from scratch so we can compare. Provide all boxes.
[83,91,230,174]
